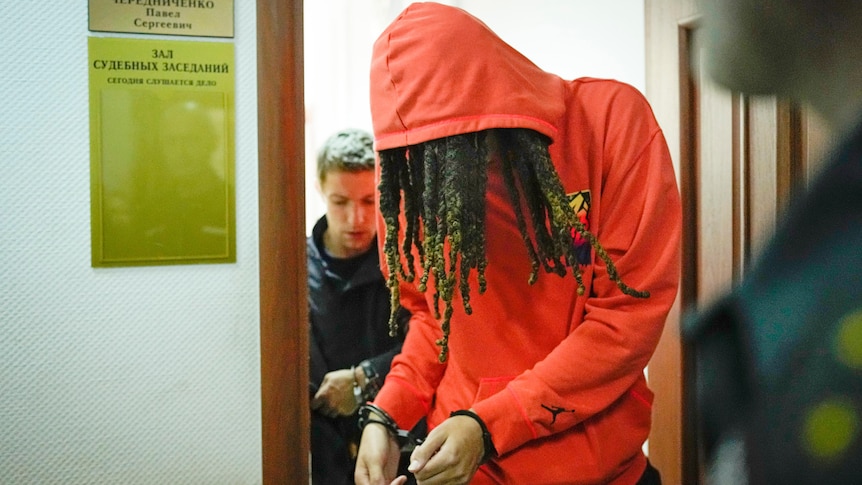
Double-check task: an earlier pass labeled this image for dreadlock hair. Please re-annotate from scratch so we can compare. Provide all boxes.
[378,128,648,363]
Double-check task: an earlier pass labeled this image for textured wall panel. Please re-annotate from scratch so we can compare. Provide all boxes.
[0,2,262,484]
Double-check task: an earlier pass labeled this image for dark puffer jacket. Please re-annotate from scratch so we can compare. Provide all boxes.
[308,215,408,485]
[307,215,405,389]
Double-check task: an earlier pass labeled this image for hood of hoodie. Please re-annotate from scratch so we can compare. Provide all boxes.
[370,2,567,150]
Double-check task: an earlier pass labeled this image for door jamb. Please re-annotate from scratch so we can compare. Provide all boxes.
[258,1,308,483]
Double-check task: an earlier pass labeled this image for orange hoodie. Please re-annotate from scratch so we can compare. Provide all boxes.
[370,3,681,484]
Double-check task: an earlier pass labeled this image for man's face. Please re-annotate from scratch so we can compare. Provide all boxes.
[319,169,377,258]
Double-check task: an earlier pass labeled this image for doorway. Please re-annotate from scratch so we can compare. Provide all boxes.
[258,1,696,483]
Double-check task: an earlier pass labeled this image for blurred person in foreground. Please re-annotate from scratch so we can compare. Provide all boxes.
[308,128,411,484]
[685,1,862,484]
[354,3,682,484]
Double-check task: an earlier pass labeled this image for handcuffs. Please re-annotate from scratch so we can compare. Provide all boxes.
[351,361,384,411]
[357,403,425,453]
[358,403,497,463]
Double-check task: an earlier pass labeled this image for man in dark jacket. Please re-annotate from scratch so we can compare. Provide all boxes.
[308,128,409,485]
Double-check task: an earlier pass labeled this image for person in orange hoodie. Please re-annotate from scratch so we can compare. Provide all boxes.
[355,3,681,485]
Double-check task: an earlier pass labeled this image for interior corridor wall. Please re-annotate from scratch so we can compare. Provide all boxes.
[0,3,262,484]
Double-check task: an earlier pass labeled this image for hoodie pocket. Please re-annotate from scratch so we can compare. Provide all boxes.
[473,375,516,404]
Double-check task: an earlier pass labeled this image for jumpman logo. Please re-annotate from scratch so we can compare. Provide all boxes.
[542,404,576,425]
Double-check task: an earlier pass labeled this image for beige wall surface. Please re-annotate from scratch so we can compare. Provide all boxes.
[0,3,263,484]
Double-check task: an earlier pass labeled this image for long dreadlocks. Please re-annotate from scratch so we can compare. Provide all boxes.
[378,128,648,363]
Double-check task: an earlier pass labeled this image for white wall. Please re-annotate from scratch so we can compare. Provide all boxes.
[0,3,262,484]
[304,0,646,233]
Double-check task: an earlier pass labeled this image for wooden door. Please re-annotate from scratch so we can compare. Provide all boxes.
[644,1,832,483]
[258,1,308,483]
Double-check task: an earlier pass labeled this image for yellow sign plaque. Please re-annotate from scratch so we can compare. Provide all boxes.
[88,37,236,267]
[89,0,234,38]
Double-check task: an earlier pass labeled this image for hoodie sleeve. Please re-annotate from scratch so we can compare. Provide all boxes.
[370,277,446,430]
[472,83,682,455]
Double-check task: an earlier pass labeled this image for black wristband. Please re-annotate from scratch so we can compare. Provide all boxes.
[450,409,497,464]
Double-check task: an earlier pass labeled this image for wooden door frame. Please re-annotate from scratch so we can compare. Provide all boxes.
[258,0,308,483]
[645,2,700,484]
[645,4,829,484]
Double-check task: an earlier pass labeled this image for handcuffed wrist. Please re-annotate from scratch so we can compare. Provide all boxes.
[450,409,497,464]
[359,360,382,400]
[357,403,398,437]
[358,403,425,453]
[350,365,363,413]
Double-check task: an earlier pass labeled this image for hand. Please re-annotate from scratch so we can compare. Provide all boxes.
[406,413,485,485]
[310,368,356,417]
[355,421,402,485]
